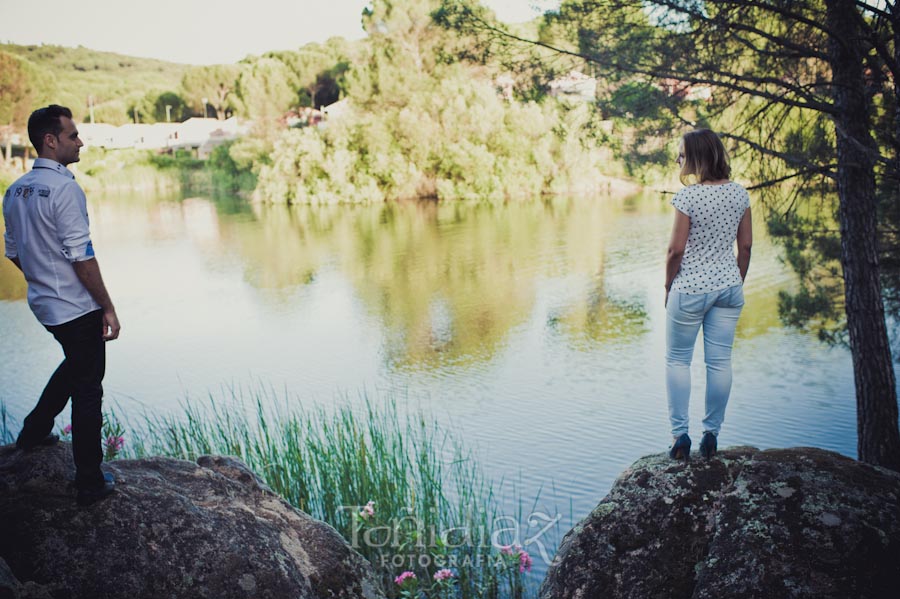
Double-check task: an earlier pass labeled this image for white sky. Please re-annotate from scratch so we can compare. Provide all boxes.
[0,1,559,65]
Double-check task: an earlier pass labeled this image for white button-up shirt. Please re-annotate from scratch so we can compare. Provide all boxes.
[3,158,101,325]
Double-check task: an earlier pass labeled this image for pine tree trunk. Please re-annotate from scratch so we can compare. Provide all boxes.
[826,0,900,471]
[893,6,900,191]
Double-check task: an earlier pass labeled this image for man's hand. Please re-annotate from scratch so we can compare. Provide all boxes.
[72,258,119,340]
[103,309,121,341]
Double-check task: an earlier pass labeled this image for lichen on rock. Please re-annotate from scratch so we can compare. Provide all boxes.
[540,446,900,599]
[0,442,386,599]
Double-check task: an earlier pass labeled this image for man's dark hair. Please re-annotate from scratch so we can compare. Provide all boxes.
[27,105,73,153]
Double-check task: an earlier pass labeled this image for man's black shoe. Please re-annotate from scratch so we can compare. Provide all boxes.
[15,433,60,451]
[76,473,115,507]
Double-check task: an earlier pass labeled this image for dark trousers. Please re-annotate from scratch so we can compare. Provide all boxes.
[18,309,106,488]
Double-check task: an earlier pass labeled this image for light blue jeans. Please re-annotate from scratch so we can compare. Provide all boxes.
[666,285,744,437]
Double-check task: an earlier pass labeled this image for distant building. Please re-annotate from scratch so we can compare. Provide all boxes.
[166,117,247,156]
[282,107,324,128]
[685,86,712,102]
[549,71,597,102]
[169,118,227,149]
[77,123,119,148]
[495,74,515,102]
[117,123,180,149]
[75,118,248,157]
[322,99,350,121]
[198,124,244,158]
[658,78,713,101]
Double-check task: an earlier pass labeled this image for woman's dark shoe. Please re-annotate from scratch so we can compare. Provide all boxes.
[669,433,691,460]
[699,432,717,459]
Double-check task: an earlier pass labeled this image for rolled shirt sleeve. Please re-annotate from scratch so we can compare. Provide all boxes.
[53,181,95,262]
[3,189,16,259]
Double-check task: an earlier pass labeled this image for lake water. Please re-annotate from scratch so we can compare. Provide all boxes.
[0,189,887,581]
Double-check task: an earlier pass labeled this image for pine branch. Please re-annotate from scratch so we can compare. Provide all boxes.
[456,8,840,114]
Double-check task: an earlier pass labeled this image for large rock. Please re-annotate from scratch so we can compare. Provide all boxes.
[541,447,900,599]
[0,556,53,599]
[0,443,385,599]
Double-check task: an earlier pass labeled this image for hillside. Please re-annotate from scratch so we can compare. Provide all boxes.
[0,43,190,125]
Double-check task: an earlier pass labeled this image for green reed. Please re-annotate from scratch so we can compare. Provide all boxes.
[0,403,14,445]
[112,388,540,598]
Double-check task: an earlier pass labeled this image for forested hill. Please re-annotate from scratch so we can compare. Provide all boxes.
[1,1,623,204]
[0,43,188,125]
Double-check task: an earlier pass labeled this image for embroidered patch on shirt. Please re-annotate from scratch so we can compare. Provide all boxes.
[15,185,49,200]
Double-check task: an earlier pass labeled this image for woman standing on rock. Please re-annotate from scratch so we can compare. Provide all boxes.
[664,129,752,460]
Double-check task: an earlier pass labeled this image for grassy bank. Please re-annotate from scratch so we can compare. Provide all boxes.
[3,392,550,598]
[2,146,253,197]
[73,148,211,193]
[0,150,204,194]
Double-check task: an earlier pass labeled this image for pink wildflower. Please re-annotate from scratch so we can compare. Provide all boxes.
[105,435,124,451]
[360,500,375,520]
[61,424,72,436]
[433,568,454,581]
[518,550,533,573]
[500,544,532,573]
[394,571,416,585]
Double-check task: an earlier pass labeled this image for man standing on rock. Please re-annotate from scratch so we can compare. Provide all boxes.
[3,105,120,506]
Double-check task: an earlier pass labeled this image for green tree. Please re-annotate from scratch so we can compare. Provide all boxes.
[233,57,295,122]
[127,90,194,124]
[0,52,36,128]
[153,91,192,122]
[0,51,33,164]
[90,100,131,126]
[180,64,242,119]
[266,40,352,108]
[0,52,55,161]
[437,0,900,470]
[254,0,610,204]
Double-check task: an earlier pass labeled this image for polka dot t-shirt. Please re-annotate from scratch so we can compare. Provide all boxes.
[670,181,750,294]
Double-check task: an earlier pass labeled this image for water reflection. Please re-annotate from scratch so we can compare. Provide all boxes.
[0,257,26,301]
[211,197,655,369]
[0,191,793,371]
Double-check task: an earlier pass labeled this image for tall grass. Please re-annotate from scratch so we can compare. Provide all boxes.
[115,389,540,598]
[0,403,15,445]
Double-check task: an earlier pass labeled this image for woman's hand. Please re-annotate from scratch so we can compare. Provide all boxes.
[665,210,690,300]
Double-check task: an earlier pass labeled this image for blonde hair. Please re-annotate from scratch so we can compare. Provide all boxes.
[679,129,731,185]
